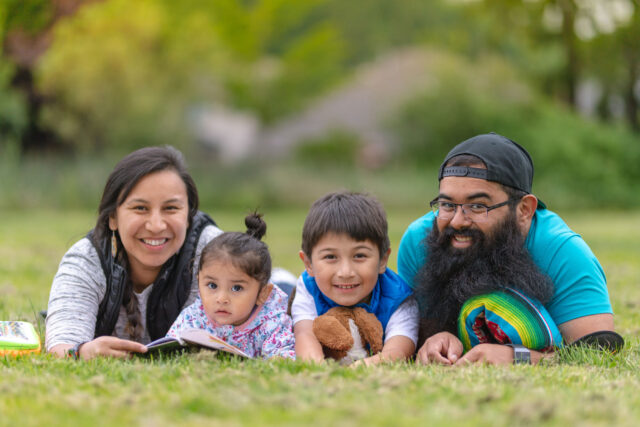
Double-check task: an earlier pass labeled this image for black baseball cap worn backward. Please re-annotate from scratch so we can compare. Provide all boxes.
[438,132,546,208]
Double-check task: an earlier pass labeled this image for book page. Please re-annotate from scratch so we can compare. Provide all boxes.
[180,329,252,358]
[145,336,184,353]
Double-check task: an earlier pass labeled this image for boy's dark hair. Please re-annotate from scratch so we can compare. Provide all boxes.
[301,191,390,258]
[199,213,272,287]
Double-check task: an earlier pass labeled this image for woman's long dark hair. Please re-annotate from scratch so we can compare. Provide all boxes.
[94,146,199,340]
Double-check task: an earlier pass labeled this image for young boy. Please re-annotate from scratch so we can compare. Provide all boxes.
[292,191,418,365]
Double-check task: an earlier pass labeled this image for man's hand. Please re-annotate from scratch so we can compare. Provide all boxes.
[416,331,463,365]
[454,343,550,365]
[454,343,513,365]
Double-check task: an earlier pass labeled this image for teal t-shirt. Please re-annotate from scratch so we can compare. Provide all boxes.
[397,209,612,325]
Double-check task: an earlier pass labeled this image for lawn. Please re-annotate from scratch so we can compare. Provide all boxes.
[1,208,639,426]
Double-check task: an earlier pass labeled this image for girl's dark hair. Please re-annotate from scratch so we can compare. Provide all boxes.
[94,146,199,340]
[198,213,271,287]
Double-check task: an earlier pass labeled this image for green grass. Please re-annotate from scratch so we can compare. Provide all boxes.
[1,208,639,426]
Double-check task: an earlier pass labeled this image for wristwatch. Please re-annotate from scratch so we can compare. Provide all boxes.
[67,342,86,360]
[506,344,531,364]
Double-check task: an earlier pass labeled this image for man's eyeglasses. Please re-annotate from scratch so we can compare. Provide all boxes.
[429,198,518,222]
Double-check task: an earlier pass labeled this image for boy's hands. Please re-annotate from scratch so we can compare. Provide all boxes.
[293,320,325,363]
[416,331,463,365]
[351,335,415,367]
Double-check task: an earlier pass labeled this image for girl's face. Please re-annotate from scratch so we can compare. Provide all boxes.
[198,258,271,326]
[109,169,189,289]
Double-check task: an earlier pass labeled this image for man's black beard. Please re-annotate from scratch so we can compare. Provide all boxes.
[414,211,553,343]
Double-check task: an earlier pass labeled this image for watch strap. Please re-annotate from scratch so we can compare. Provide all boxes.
[67,342,86,360]
[506,344,531,364]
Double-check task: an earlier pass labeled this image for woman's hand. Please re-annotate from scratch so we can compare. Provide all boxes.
[50,336,148,360]
[453,343,513,365]
[79,336,148,359]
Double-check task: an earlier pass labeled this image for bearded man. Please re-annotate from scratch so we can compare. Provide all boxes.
[397,133,618,365]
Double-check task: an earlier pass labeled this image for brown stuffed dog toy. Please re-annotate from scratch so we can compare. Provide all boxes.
[312,306,383,364]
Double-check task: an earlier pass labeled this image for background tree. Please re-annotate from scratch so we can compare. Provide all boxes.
[34,0,346,151]
[0,0,100,152]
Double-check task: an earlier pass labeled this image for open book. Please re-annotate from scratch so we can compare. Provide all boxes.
[0,321,42,356]
[145,328,251,358]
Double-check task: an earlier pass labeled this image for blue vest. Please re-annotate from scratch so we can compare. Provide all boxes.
[302,268,413,332]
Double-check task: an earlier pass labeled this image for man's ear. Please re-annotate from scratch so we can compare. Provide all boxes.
[108,213,117,231]
[378,248,391,274]
[299,250,314,277]
[257,283,273,305]
[516,194,537,232]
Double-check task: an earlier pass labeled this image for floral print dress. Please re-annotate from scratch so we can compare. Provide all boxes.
[167,285,295,359]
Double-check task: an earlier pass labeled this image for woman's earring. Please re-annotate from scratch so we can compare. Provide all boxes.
[111,231,117,258]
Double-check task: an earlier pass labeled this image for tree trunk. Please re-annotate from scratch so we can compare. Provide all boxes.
[625,54,639,132]
[10,66,60,152]
[624,3,640,132]
[558,0,579,108]
[2,0,101,153]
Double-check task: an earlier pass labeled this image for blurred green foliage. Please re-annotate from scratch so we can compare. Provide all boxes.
[0,0,52,36]
[0,0,639,208]
[37,0,229,152]
[208,0,346,122]
[390,52,640,207]
[320,0,439,64]
[389,53,535,165]
[34,0,345,151]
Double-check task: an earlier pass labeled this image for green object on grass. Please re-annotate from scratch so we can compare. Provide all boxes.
[0,321,41,354]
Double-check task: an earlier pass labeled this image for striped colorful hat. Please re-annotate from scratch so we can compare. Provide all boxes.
[458,287,562,353]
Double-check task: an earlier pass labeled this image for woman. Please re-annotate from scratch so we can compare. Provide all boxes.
[46,146,222,359]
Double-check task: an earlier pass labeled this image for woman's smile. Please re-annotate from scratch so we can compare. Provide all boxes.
[141,238,169,246]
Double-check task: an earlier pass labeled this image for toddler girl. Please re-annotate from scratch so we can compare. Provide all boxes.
[167,213,295,359]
